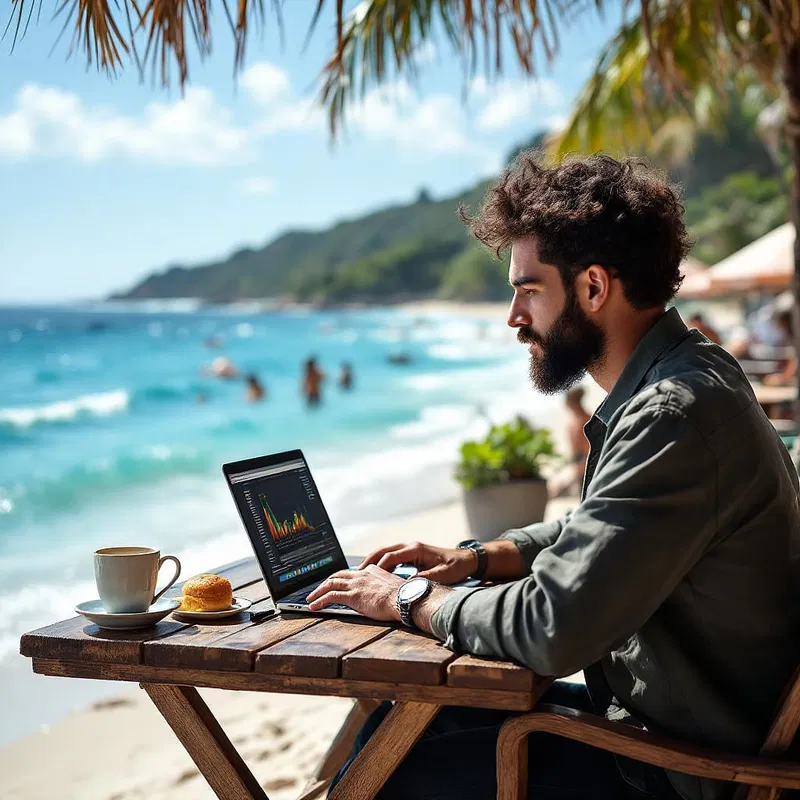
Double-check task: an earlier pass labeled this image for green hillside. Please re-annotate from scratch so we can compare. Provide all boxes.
[114,116,786,305]
[114,182,493,304]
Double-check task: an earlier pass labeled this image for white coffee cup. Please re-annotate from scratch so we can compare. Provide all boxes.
[94,547,182,614]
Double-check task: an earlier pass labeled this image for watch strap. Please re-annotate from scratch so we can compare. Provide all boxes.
[457,539,488,579]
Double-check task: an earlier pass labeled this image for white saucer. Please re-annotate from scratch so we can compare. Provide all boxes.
[75,598,181,630]
[171,597,252,621]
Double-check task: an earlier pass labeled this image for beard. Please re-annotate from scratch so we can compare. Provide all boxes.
[517,293,605,394]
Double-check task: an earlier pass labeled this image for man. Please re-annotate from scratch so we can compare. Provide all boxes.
[686,312,722,345]
[308,154,800,799]
[549,385,592,498]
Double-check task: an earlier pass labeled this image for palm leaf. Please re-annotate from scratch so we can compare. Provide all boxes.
[551,4,781,165]
[317,1,604,136]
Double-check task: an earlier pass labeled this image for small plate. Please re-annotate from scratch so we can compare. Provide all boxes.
[75,597,181,630]
[171,597,252,621]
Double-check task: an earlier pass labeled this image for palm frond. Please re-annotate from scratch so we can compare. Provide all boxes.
[317,0,605,137]
[551,4,780,164]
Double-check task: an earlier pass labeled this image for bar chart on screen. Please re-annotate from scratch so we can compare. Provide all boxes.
[259,493,315,540]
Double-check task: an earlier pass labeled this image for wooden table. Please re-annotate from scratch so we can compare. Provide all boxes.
[19,556,551,800]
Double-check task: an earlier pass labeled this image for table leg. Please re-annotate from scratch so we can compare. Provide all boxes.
[142,683,269,800]
[328,701,441,800]
[299,699,382,800]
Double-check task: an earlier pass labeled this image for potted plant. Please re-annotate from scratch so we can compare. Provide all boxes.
[455,416,557,542]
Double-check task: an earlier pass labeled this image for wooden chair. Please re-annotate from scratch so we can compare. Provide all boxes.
[497,667,800,800]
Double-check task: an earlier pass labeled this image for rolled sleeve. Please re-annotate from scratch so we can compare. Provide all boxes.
[430,402,718,676]
[498,516,569,571]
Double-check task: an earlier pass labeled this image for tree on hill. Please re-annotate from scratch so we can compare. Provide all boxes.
[684,172,787,265]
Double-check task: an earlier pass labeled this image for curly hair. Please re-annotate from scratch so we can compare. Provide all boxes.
[460,153,690,309]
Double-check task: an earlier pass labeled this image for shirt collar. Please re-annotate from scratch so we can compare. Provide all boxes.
[594,307,687,425]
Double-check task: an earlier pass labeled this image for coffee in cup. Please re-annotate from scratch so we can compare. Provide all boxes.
[94,547,182,614]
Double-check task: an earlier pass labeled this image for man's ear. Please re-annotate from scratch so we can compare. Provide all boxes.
[582,265,611,310]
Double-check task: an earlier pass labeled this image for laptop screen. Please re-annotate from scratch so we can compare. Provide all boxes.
[224,451,348,600]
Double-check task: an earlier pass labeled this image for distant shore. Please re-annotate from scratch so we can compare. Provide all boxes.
[96,297,512,318]
[398,299,509,319]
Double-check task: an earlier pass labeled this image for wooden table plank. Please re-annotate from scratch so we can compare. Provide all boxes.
[447,654,536,692]
[143,582,272,671]
[20,559,264,664]
[192,615,325,671]
[342,629,455,685]
[256,618,391,678]
[32,658,536,710]
[19,617,185,664]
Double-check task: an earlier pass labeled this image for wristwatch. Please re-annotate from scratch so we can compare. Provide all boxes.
[456,539,488,580]
[396,576,433,628]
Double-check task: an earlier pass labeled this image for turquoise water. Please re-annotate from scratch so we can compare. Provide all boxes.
[0,302,557,742]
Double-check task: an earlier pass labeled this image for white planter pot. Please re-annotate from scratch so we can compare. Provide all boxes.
[462,479,549,542]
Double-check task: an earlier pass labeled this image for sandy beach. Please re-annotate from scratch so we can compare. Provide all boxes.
[3,495,576,800]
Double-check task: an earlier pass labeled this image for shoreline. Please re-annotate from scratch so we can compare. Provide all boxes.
[4,495,576,800]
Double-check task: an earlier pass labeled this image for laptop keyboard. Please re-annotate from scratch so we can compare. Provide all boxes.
[281,582,353,611]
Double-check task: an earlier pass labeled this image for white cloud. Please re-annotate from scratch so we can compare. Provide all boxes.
[239,63,291,104]
[0,61,537,170]
[239,176,277,196]
[0,110,34,156]
[241,62,325,135]
[0,84,250,165]
[348,81,492,163]
[471,77,562,132]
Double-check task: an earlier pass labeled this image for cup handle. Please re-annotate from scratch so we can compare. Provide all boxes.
[152,555,182,605]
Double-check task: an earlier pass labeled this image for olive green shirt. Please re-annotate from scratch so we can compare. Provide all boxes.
[431,308,800,800]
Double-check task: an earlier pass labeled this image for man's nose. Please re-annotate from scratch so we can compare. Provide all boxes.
[507,299,529,329]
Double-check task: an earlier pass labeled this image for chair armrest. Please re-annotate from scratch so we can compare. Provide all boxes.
[498,704,800,790]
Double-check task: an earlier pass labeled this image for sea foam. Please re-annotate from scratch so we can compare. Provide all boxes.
[0,389,129,428]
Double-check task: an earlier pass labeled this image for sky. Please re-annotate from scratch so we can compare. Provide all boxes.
[0,3,622,303]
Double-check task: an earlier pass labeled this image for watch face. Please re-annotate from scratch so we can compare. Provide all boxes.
[398,577,429,603]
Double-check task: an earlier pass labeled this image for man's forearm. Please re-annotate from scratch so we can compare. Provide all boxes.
[409,542,524,637]
[484,539,526,580]
[411,584,455,635]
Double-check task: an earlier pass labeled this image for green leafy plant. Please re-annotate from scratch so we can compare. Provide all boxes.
[455,416,557,491]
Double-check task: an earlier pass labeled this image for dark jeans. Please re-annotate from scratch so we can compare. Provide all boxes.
[329,681,682,800]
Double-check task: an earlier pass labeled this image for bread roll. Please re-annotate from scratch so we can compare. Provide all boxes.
[179,573,233,611]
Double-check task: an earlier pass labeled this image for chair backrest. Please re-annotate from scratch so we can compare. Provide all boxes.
[736,665,800,800]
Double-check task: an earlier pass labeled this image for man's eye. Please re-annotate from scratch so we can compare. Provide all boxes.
[525,289,538,296]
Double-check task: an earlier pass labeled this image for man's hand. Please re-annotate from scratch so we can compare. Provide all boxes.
[359,541,478,585]
[306,565,404,621]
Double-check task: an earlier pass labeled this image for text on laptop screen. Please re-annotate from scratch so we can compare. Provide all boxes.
[228,457,341,588]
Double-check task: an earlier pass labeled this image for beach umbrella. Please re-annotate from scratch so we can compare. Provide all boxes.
[679,223,795,299]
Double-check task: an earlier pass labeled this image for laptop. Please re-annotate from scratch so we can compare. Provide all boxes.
[223,449,369,617]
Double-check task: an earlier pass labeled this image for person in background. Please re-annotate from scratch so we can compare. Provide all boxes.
[245,374,266,402]
[204,356,239,379]
[302,357,326,407]
[686,312,721,345]
[728,308,792,360]
[339,362,354,391]
[549,386,592,498]
[764,311,797,386]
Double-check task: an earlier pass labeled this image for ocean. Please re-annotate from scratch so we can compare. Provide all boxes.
[0,302,559,744]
